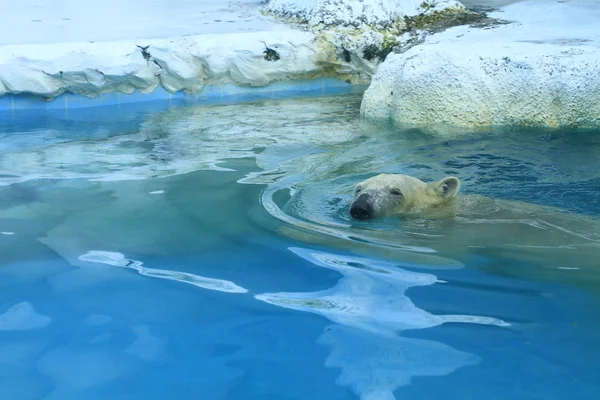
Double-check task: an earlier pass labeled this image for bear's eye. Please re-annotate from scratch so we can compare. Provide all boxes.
[390,188,403,196]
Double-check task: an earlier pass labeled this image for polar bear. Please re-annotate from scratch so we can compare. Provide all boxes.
[349,174,461,220]
[344,173,600,289]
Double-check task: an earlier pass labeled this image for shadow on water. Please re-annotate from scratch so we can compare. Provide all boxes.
[1,93,600,399]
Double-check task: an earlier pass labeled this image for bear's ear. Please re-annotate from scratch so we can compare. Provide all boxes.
[433,176,461,198]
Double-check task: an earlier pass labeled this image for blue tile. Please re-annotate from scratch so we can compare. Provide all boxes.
[0,95,13,111]
[0,78,362,111]
[10,93,64,110]
[197,85,223,99]
[66,91,120,108]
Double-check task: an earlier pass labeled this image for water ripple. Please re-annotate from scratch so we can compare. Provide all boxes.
[256,247,509,400]
[79,251,248,294]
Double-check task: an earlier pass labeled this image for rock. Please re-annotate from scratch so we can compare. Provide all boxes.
[263,0,481,84]
[0,31,357,100]
[0,0,486,101]
[361,0,600,129]
[0,1,378,101]
[263,0,466,28]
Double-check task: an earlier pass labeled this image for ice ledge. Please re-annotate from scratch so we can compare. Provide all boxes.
[0,29,371,103]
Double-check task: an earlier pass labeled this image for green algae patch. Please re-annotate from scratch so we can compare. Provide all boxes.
[361,33,398,62]
[402,6,510,34]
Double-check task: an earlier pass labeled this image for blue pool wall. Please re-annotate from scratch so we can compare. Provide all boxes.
[0,77,366,151]
[0,77,365,111]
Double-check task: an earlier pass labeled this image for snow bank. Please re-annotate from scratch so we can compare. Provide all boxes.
[361,0,600,129]
[0,29,382,102]
[260,0,476,95]
[0,31,338,100]
[264,0,465,28]
[4,0,282,45]
[0,0,377,102]
[0,0,480,103]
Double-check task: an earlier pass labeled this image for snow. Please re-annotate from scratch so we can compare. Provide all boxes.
[0,0,396,101]
[0,0,472,104]
[256,247,505,400]
[361,0,600,129]
[3,0,283,45]
[0,0,340,100]
[4,0,599,127]
[0,30,327,100]
[264,0,465,28]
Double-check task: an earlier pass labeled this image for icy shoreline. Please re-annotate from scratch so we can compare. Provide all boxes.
[0,0,473,107]
[1,29,368,101]
[2,0,600,130]
[0,0,370,106]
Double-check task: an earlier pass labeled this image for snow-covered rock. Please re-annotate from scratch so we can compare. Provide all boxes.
[0,0,381,101]
[0,0,480,101]
[361,0,600,129]
[262,0,477,90]
[0,0,490,102]
[264,0,465,28]
[0,29,381,101]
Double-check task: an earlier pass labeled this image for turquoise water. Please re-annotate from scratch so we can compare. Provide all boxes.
[1,93,599,399]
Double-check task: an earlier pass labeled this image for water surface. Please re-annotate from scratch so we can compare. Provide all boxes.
[1,93,599,399]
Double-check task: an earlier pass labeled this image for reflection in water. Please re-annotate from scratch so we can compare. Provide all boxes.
[36,344,138,399]
[75,245,508,399]
[0,302,51,331]
[256,247,509,399]
[79,251,248,294]
[77,247,495,398]
[125,324,166,362]
[258,247,509,334]
[318,326,479,400]
[0,96,366,186]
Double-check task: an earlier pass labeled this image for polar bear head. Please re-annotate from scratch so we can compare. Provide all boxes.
[349,174,461,220]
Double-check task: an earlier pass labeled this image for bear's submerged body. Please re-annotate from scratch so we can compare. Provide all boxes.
[345,173,600,289]
[403,193,600,270]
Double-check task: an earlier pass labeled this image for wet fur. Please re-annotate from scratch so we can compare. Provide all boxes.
[351,174,461,219]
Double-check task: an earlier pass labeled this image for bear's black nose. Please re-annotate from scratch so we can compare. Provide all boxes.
[350,194,373,220]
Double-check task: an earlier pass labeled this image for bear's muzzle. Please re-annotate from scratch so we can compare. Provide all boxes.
[350,193,374,220]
